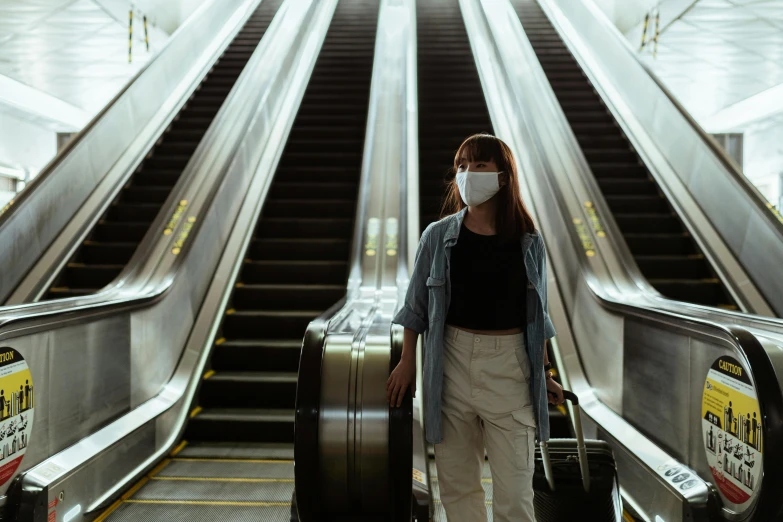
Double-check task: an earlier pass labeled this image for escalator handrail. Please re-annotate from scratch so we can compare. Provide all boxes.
[535,0,783,316]
[464,2,783,518]
[294,0,416,518]
[0,0,263,304]
[0,2,326,510]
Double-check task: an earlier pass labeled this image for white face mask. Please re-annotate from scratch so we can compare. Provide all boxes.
[456,171,501,207]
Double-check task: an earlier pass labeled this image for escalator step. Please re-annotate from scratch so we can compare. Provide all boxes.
[597,179,658,196]
[605,195,669,213]
[119,186,171,204]
[624,233,697,256]
[233,284,344,310]
[106,203,159,222]
[133,477,293,502]
[92,222,151,242]
[636,255,710,279]
[268,182,357,200]
[647,279,727,306]
[75,242,137,265]
[262,200,356,219]
[142,154,193,170]
[211,339,302,372]
[249,238,350,260]
[185,409,294,443]
[176,442,294,460]
[222,310,319,339]
[55,263,124,289]
[199,372,297,409]
[614,214,683,234]
[241,260,348,285]
[255,218,353,238]
[581,148,639,163]
[588,163,648,179]
[132,169,182,187]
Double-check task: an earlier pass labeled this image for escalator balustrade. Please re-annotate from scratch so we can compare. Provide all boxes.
[512,0,737,310]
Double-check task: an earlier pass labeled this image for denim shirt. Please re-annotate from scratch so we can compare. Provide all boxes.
[393,208,556,443]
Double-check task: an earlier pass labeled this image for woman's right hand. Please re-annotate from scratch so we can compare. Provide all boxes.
[386,355,416,408]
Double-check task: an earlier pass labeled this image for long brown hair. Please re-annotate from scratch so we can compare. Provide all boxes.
[441,133,536,240]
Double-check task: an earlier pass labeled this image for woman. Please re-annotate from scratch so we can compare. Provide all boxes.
[388,134,563,522]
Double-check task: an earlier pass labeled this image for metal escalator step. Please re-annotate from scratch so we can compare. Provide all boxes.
[142,154,193,170]
[104,502,291,522]
[159,454,294,478]
[604,195,669,213]
[559,110,615,123]
[133,169,182,187]
[232,284,344,310]
[106,203,159,222]
[588,163,647,178]
[151,140,200,156]
[581,148,639,164]
[199,372,296,409]
[134,477,294,502]
[120,186,172,204]
[624,234,697,256]
[241,260,347,285]
[255,218,353,238]
[268,181,357,200]
[614,214,683,234]
[262,199,356,218]
[248,238,350,260]
[281,138,364,153]
[185,409,294,443]
[596,179,658,196]
[76,241,137,265]
[211,340,302,372]
[222,310,319,339]
[635,255,710,279]
[57,263,123,289]
[177,442,294,460]
[647,279,728,306]
[273,165,361,182]
[575,133,628,148]
[92,222,151,242]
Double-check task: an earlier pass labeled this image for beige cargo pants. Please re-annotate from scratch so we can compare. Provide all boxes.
[435,326,537,522]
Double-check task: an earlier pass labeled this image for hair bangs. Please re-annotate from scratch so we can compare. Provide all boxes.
[454,133,502,169]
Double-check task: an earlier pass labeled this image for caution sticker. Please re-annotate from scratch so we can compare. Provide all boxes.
[702,356,761,507]
[0,347,35,488]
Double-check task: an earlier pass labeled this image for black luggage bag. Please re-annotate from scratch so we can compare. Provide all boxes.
[533,391,623,521]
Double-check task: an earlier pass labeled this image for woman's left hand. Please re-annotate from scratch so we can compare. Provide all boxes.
[546,371,564,405]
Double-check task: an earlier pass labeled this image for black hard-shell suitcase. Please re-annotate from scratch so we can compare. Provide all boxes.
[533,391,623,521]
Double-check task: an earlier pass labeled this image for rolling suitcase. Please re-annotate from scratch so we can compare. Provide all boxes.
[533,391,623,521]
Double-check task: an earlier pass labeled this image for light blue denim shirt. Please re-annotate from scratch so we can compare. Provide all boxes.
[393,208,556,443]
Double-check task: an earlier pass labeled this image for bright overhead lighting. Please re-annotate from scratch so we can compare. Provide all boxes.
[0,74,89,132]
[701,82,783,132]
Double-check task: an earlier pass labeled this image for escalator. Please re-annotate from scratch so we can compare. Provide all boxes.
[417,1,570,519]
[510,0,737,310]
[97,1,377,519]
[44,1,282,300]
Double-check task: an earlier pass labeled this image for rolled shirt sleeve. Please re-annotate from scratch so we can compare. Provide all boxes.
[393,226,433,334]
[538,237,556,340]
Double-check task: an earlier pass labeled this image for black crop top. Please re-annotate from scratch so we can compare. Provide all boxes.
[446,224,528,330]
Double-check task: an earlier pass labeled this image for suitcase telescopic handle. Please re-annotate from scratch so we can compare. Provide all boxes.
[540,390,591,493]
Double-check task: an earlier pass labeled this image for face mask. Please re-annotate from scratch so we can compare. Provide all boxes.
[456,171,500,207]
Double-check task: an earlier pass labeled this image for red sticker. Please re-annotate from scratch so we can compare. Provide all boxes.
[48,498,58,510]
[48,511,56,522]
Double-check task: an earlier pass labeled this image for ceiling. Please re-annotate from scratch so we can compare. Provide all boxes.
[626,0,783,125]
[0,0,171,129]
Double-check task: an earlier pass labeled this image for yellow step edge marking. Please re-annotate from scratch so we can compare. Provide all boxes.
[215,337,226,345]
[173,457,293,464]
[148,459,171,478]
[235,282,245,288]
[93,499,123,522]
[189,406,202,418]
[623,510,636,522]
[121,477,149,499]
[68,263,86,267]
[124,499,292,507]
[152,476,294,483]
[170,441,188,457]
[203,370,215,380]
[226,308,236,315]
[49,287,69,292]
